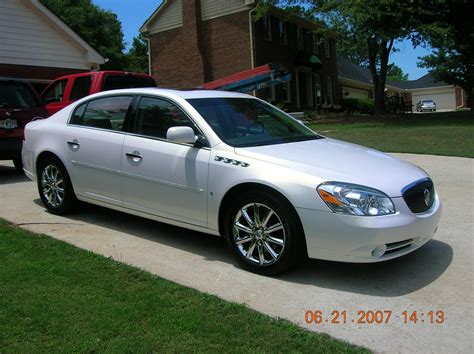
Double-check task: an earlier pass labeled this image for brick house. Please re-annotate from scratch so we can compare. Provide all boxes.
[0,0,104,92]
[140,0,338,111]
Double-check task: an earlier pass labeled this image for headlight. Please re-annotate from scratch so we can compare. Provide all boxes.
[317,182,395,216]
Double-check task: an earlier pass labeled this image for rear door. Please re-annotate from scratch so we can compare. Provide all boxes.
[63,95,134,205]
[69,75,93,102]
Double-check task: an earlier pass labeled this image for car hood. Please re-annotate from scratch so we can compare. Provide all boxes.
[234,138,427,197]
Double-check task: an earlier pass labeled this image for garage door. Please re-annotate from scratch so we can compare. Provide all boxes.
[412,90,456,111]
[342,86,369,99]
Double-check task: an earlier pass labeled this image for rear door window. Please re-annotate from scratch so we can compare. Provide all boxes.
[70,96,133,132]
[69,76,92,100]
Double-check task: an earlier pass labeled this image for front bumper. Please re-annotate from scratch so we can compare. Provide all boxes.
[297,195,441,262]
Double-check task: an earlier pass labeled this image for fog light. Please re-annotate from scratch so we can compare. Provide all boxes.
[371,245,387,258]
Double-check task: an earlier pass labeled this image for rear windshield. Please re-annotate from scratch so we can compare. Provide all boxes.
[422,100,434,103]
[102,75,156,91]
[0,81,41,108]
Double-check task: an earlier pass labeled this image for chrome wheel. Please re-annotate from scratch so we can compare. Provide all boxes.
[41,164,65,208]
[233,203,286,266]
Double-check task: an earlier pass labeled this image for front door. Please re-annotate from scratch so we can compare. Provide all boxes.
[296,68,314,109]
[122,96,210,227]
[41,79,69,115]
[64,95,134,205]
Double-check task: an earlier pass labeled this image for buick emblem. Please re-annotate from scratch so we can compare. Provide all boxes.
[423,189,431,206]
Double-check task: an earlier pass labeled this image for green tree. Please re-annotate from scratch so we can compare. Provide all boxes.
[386,64,408,82]
[41,0,126,70]
[125,34,149,73]
[418,1,473,111]
[259,0,432,113]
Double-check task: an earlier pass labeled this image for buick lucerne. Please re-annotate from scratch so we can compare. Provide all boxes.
[22,89,441,275]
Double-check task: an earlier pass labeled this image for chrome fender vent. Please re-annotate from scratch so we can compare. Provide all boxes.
[215,156,249,167]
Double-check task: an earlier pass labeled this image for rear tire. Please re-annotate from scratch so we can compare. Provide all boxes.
[37,156,77,215]
[13,158,23,173]
[223,190,306,276]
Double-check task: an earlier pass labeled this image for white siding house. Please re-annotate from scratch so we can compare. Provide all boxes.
[0,0,104,90]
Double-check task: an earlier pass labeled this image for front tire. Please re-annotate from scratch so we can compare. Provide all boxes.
[224,191,306,275]
[37,156,76,215]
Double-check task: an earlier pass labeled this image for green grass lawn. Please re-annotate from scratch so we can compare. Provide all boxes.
[308,112,473,158]
[0,219,366,353]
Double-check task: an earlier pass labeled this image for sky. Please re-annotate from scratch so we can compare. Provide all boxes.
[93,0,431,80]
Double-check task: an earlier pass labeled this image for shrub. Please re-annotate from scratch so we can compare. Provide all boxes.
[342,98,375,114]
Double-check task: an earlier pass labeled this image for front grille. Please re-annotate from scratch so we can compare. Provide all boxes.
[402,179,435,213]
[384,239,414,255]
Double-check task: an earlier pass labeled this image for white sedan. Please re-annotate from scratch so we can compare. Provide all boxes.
[22,88,441,275]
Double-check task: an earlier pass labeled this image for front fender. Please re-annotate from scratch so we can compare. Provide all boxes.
[207,150,330,231]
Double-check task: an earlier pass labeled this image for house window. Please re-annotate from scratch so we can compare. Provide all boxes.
[312,34,320,55]
[278,20,287,45]
[324,37,331,58]
[297,27,304,50]
[296,69,313,108]
[313,74,322,106]
[282,81,291,103]
[326,76,334,104]
[263,16,272,41]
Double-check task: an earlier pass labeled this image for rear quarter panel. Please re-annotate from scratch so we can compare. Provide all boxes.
[24,107,73,177]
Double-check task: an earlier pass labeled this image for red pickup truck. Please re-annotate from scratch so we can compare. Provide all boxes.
[41,71,156,115]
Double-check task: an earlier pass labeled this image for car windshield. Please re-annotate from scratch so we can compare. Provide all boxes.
[187,97,321,147]
[422,100,434,103]
[0,81,41,108]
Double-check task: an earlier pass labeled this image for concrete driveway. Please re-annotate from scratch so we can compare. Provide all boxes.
[0,153,472,353]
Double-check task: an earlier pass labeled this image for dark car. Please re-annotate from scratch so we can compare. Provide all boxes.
[0,79,48,172]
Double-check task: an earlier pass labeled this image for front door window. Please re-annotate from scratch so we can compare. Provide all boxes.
[42,79,67,103]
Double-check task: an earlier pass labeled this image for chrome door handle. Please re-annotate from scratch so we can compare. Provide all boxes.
[67,140,80,148]
[125,151,143,160]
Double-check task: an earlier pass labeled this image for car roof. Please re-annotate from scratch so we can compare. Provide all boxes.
[88,87,252,100]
